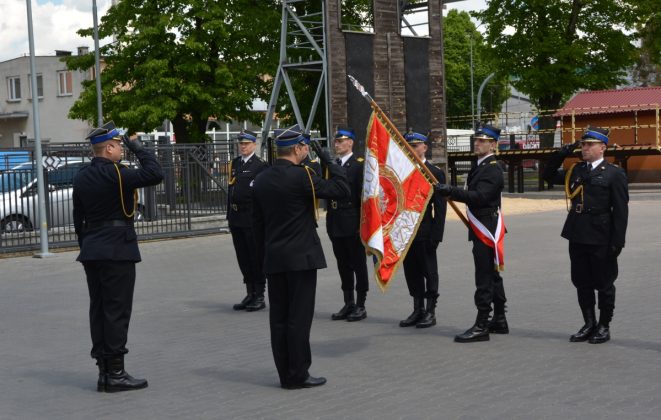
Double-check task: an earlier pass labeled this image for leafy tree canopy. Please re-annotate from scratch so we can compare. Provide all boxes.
[443,9,510,129]
[474,0,643,112]
[65,0,281,143]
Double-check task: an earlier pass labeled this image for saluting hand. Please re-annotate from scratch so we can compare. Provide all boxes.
[122,134,144,153]
[558,140,581,158]
[310,139,333,166]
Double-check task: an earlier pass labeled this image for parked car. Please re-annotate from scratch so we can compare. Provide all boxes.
[1,161,146,234]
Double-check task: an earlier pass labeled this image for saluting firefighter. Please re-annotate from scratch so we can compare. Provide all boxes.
[327,127,369,322]
[252,125,350,389]
[228,130,269,312]
[436,125,508,343]
[73,122,163,392]
[543,127,628,344]
[399,131,447,329]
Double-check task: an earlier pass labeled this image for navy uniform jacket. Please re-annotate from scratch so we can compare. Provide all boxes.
[227,154,268,228]
[73,149,164,262]
[326,154,363,239]
[301,156,322,177]
[252,159,350,275]
[543,155,628,248]
[414,161,447,242]
[448,155,504,240]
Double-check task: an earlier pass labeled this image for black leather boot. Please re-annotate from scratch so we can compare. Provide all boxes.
[589,309,612,344]
[246,294,266,311]
[454,313,490,342]
[416,297,437,328]
[488,313,509,334]
[332,290,355,320]
[570,307,597,342]
[347,291,367,322]
[399,297,425,327]
[233,283,254,310]
[96,358,106,392]
[105,357,148,393]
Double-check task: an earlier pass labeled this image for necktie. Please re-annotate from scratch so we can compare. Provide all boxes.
[336,158,342,165]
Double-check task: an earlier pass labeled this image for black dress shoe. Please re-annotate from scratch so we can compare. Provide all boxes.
[488,314,509,334]
[346,306,367,322]
[331,303,355,320]
[246,295,266,312]
[454,323,490,343]
[233,294,253,311]
[282,376,327,390]
[588,324,610,344]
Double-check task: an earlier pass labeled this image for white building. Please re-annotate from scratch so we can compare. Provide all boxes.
[0,48,92,147]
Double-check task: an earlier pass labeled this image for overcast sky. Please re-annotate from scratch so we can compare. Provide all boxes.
[0,0,487,63]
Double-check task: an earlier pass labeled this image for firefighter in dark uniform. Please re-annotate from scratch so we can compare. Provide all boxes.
[228,130,269,311]
[543,127,628,344]
[399,131,447,329]
[327,127,369,322]
[252,126,350,389]
[73,122,163,392]
[436,125,507,342]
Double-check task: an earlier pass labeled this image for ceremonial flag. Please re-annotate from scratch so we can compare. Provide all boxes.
[360,110,434,290]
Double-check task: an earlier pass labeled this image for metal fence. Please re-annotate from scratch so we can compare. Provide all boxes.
[1,141,235,254]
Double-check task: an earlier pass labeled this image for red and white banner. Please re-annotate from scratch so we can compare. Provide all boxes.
[466,208,506,271]
[360,111,434,290]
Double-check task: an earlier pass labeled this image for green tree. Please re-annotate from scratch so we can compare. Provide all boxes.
[443,9,509,129]
[65,0,281,143]
[475,0,643,147]
[632,5,660,86]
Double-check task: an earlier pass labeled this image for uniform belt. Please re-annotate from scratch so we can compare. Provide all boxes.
[329,200,357,210]
[573,205,609,214]
[231,203,251,212]
[85,219,133,230]
[470,207,498,216]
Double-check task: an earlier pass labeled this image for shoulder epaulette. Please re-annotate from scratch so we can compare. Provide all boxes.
[490,161,498,164]
[356,157,364,162]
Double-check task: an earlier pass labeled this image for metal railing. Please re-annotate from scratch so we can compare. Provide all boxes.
[1,141,234,254]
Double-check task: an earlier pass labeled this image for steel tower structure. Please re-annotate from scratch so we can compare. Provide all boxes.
[261,0,329,143]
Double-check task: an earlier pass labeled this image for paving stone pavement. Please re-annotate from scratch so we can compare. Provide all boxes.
[1,201,660,420]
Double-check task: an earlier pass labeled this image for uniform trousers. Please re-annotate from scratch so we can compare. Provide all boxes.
[568,242,617,311]
[267,269,317,387]
[330,234,369,293]
[230,226,266,293]
[83,261,136,359]
[402,240,439,299]
[472,238,506,314]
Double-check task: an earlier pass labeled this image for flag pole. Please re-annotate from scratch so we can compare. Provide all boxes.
[347,75,469,228]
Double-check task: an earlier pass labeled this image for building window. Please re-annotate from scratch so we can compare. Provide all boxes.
[57,70,73,96]
[341,0,374,33]
[7,76,21,100]
[28,74,44,99]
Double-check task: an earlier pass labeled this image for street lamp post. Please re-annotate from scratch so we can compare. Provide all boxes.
[25,0,53,258]
[92,0,103,126]
[469,34,475,130]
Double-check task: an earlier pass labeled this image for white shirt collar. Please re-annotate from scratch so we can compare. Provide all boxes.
[588,158,604,170]
[242,152,255,163]
[477,153,494,166]
[338,152,353,166]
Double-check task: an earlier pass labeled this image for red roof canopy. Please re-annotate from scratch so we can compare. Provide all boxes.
[556,87,661,117]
